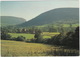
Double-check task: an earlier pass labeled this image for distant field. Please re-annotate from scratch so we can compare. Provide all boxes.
[8,33,34,39]
[42,32,60,37]
[36,24,79,28]
[8,32,60,39]
[1,40,78,56]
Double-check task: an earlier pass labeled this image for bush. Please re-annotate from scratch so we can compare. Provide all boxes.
[15,36,26,41]
[1,32,11,40]
[34,29,43,43]
[30,38,36,43]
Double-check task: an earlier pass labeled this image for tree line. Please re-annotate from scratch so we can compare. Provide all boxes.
[1,24,76,34]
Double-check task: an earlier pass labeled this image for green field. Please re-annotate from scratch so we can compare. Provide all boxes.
[36,24,79,28]
[8,33,34,39]
[8,32,60,39]
[42,32,60,36]
[1,40,78,56]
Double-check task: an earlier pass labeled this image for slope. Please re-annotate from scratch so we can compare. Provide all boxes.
[0,16,26,27]
[18,8,79,27]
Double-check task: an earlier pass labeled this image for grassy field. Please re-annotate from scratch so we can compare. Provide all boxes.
[8,33,34,39]
[8,32,60,39]
[1,40,79,56]
[42,32,60,37]
[1,40,58,56]
[36,24,79,28]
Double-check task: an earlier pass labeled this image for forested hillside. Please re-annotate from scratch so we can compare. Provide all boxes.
[18,8,79,27]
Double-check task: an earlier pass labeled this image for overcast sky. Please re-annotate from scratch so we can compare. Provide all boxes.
[0,0,79,21]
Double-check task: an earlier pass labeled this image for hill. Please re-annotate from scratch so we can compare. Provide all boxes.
[18,8,79,27]
[0,16,26,27]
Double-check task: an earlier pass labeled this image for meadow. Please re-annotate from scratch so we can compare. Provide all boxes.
[8,33,34,39]
[8,32,60,39]
[1,40,79,56]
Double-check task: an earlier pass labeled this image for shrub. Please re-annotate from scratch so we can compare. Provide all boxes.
[15,36,26,41]
[1,32,11,40]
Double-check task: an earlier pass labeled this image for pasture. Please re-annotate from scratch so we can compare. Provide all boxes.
[1,40,79,56]
[42,32,60,37]
[8,33,34,39]
[8,32,60,39]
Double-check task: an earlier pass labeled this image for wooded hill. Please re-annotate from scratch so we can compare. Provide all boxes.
[18,8,79,27]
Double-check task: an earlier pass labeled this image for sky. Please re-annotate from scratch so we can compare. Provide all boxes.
[0,0,79,21]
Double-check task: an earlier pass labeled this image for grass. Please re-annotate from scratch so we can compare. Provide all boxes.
[8,32,60,39]
[36,24,79,28]
[8,33,34,39]
[1,40,59,56]
[42,32,60,37]
[1,40,79,56]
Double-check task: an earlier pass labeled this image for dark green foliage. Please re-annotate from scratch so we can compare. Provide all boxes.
[48,25,57,32]
[46,27,79,49]
[1,31,11,40]
[18,8,79,27]
[34,29,43,43]
[70,27,79,49]
[21,28,26,33]
[15,36,26,41]
[16,29,21,33]
[35,35,43,43]
[62,27,79,49]
[48,33,66,45]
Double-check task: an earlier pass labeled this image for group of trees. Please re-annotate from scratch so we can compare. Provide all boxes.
[1,23,76,34]
[26,26,79,49]
[46,27,79,49]
[1,26,38,34]
[1,31,11,40]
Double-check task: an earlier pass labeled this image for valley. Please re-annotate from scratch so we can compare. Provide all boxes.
[1,7,79,56]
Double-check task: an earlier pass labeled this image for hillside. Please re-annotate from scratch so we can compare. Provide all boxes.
[0,16,26,27]
[18,8,79,27]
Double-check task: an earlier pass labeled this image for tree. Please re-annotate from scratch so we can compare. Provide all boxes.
[1,31,11,40]
[34,29,43,43]
[16,29,21,33]
[48,25,57,32]
[22,28,26,33]
[71,26,79,49]
[15,36,26,41]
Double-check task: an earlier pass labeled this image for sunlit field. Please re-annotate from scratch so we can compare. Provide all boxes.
[1,40,79,56]
[42,32,60,37]
[8,32,60,39]
[8,33,34,39]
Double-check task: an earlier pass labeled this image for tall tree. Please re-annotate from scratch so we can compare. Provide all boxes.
[34,29,43,43]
